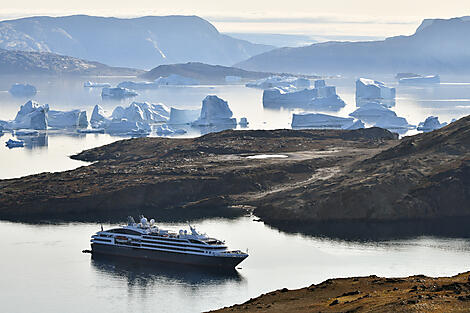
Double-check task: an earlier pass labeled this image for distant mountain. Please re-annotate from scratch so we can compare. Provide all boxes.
[140,62,303,84]
[0,15,274,69]
[0,49,142,76]
[236,16,470,75]
[224,33,317,47]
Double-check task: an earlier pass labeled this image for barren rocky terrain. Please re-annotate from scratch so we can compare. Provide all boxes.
[210,271,470,313]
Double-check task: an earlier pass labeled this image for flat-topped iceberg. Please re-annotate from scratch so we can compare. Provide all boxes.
[349,102,413,131]
[6,100,48,130]
[117,81,159,90]
[111,102,170,123]
[84,81,111,88]
[417,116,447,132]
[193,95,236,126]
[246,76,299,90]
[292,113,364,129]
[101,87,138,99]
[356,78,395,107]
[168,108,200,125]
[9,83,37,97]
[154,74,199,86]
[399,75,440,85]
[48,109,88,128]
[263,79,345,110]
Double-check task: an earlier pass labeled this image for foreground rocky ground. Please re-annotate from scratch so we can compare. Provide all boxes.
[1,115,469,227]
[0,128,396,221]
[210,271,470,313]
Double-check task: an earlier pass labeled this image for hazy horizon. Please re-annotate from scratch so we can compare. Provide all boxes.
[1,0,469,42]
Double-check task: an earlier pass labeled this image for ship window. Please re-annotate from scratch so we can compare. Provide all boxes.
[188,239,204,244]
[107,229,141,235]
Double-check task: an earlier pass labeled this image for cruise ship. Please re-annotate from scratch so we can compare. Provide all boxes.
[90,216,248,268]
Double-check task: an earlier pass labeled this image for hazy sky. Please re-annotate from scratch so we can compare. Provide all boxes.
[1,0,469,40]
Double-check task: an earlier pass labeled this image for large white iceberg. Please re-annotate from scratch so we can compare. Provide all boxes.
[48,109,88,128]
[168,108,200,125]
[101,87,138,99]
[356,78,396,107]
[154,74,199,86]
[117,81,159,90]
[90,105,110,129]
[263,80,345,110]
[292,113,364,129]
[417,116,447,132]
[111,102,170,123]
[9,83,37,97]
[6,100,48,130]
[193,95,236,126]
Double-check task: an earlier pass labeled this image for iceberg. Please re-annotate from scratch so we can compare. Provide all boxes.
[246,76,298,90]
[292,113,364,129]
[399,75,440,85]
[111,102,170,123]
[349,102,413,131]
[101,87,138,99]
[356,78,396,107]
[106,119,151,135]
[6,100,48,130]
[193,95,237,126]
[117,81,159,90]
[295,78,310,89]
[9,83,37,97]
[84,81,111,88]
[14,129,39,136]
[90,105,111,129]
[48,109,88,128]
[263,79,346,110]
[239,117,249,127]
[417,116,447,132]
[77,128,105,134]
[5,139,24,148]
[155,124,187,136]
[154,74,199,86]
[168,108,200,125]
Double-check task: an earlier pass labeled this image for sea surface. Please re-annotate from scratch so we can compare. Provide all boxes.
[1,75,470,313]
[1,75,470,179]
[1,218,470,313]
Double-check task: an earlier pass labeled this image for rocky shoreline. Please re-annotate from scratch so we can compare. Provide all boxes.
[209,271,470,312]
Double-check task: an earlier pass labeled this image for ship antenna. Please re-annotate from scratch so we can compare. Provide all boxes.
[100,223,103,231]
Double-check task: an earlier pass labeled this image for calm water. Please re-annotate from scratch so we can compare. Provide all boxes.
[1,75,470,179]
[1,217,470,313]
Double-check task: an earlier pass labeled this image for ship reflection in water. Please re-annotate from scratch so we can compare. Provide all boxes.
[91,254,244,288]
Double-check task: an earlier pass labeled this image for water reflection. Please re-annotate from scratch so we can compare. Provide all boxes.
[16,132,48,148]
[91,254,244,288]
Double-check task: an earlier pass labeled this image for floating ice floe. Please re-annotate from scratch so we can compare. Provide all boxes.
[349,102,414,131]
[168,108,200,125]
[117,81,159,90]
[111,102,170,123]
[192,95,237,126]
[239,117,249,127]
[399,75,440,85]
[5,100,48,130]
[155,124,187,136]
[356,78,395,107]
[106,119,151,135]
[263,80,345,110]
[48,109,88,128]
[417,116,447,132]
[246,76,305,90]
[77,128,105,134]
[154,74,199,86]
[292,113,364,129]
[83,81,111,88]
[5,139,24,148]
[9,83,37,97]
[101,87,138,99]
